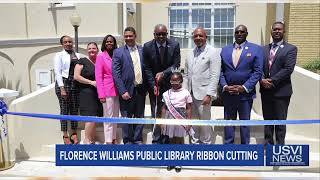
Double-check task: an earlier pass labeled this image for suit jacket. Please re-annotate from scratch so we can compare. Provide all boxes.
[95,51,118,99]
[219,41,263,100]
[260,41,297,97]
[112,45,147,96]
[143,39,181,91]
[184,44,221,100]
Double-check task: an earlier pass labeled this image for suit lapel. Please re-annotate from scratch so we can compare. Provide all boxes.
[166,40,173,59]
[152,40,161,64]
[265,45,271,77]
[226,46,235,69]
[271,42,285,69]
[124,46,134,72]
[137,45,144,70]
[235,43,249,69]
[103,51,111,63]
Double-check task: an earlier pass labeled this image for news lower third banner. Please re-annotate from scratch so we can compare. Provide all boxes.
[56,145,309,166]
[56,144,265,166]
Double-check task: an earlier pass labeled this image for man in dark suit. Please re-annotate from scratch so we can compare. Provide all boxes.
[220,24,263,144]
[260,21,297,145]
[143,24,181,144]
[112,27,147,144]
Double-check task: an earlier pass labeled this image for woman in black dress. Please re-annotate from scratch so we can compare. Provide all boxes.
[74,42,103,144]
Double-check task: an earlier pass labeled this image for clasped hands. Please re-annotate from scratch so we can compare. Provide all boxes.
[225,85,246,95]
[260,78,273,89]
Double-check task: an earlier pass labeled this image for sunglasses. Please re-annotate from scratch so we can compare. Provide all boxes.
[235,30,246,34]
[154,32,168,36]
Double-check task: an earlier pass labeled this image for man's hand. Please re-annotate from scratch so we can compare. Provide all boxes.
[121,92,131,100]
[201,95,212,106]
[155,72,164,82]
[225,85,239,95]
[260,78,273,89]
[153,86,159,96]
[235,85,246,93]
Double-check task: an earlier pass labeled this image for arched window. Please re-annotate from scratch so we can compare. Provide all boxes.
[169,3,235,48]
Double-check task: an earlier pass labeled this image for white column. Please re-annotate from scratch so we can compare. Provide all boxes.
[188,4,192,48]
[123,3,127,31]
[276,3,285,22]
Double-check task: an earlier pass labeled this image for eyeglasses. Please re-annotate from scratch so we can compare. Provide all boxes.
[170,80,181,85]
[154,32,168,36]
[235,30,246,34]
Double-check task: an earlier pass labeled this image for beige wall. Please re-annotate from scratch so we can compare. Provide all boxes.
[0,3,120,39]
[0,3,121,95]
[26,4,57,38]
[0,4,26,39]
[140,3,168,44]
[236,3,267,45]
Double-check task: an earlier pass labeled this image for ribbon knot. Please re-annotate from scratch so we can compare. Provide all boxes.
[0,100,8,116]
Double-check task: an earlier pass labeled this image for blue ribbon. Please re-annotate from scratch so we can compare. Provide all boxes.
[0,100,8,116]
[2,100,320,126]
[5,111,320,126]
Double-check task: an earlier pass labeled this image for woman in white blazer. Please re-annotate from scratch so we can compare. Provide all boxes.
[54,35,80,144]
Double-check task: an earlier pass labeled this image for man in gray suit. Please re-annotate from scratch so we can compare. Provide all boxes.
[184,27,221,144]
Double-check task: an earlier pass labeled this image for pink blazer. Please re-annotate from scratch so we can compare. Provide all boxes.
[95,51,118,98]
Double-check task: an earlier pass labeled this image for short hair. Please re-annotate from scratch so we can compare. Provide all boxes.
[235,24,248,32]
[101,35,118,52]
[87,42,99,50]
[192,27,208,37]
[154,24,167,32]
[59,35,70,45]
[171,72,183,82]
[124,26,136,35]
[272,21,285,29]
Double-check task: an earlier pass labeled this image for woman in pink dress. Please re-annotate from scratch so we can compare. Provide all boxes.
[95,35,119,144]
[161,72,193,172]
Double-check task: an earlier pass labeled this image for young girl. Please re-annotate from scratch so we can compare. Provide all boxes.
[161,72,193,173]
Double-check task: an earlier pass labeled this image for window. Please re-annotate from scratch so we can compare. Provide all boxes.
[168,3,235,48]
[35,69,52,89]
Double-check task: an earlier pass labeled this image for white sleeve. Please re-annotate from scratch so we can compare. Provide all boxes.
[54,52,64,87]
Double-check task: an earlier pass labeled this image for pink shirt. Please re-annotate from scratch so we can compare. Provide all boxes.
[162,88,193,108]
[95,51,118,98]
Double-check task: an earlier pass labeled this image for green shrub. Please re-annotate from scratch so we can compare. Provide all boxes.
[303,57,320,74]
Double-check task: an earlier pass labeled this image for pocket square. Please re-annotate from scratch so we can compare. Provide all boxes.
[247,53,252,57]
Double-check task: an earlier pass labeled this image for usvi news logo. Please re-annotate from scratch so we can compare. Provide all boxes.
[266,145,309,166]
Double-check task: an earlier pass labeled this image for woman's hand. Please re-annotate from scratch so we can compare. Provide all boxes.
[90,80,96,87]
[60,87,68,100]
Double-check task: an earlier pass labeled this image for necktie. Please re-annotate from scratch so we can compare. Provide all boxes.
[233,45,242,67]
[196,48,202,57]
[159,45,165,65]
[269,44,278,70]
[131,47,142,85]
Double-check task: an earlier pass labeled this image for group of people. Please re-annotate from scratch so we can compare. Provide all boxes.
[54,21,297,151]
